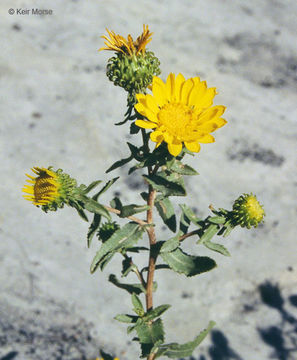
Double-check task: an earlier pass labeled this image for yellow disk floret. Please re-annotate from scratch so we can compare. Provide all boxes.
[134,73,227,156]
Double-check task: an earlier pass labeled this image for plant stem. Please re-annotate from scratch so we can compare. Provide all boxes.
[145,185,157,311]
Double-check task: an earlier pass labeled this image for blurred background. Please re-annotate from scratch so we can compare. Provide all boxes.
[0,0,296,359]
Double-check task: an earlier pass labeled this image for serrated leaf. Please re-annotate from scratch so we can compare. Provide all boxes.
[93,177,119,201]
[87,214,101,248]
[208,216,227,224]
[109,274,145,295]
[203,240,231,257]
[114,314,138,323]
[143,304,171,321]
[90,223,144,273]
[156,198,177,232]
[197,224,219,244]
[156,320,215,358]
[143,173,186,197]
[166,158,199,176]
[82,180,102,194]
[160,236,180,253]
[132,293,145,316]
[120,204,150,218]
[161,248,216,277]
[136,318,165,357]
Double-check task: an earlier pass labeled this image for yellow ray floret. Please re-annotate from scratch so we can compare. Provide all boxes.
[99,24,153,56]
[22,167,61,206]
[134,73,227,156]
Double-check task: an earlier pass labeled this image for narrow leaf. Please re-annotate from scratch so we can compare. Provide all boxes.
[114,314,138,323]
[87,214,101,248]
[144,304,171,321]
[203,240,231,257]
[197,224,219,244]
[120,204,150,218]
[160,236,180,253]
[106,156,133,173]
[93,177,119,201]
[156,320,215,358]
[161,248,217,277]
[109,274,145,295]
[132,293,145,316]
[143,173,186,197]
[82,180,102,194]
[167,158,199,175]
[208,216,227,224]
[179,204,203,227]
[90,223,144,273]
[156,198,177,232]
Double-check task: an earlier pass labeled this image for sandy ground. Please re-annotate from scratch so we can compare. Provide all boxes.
[1,0,297,359]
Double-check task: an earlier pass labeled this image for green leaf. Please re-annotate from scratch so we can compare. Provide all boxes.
[166,158,199,175]
[132,293,145,316]
[82,180,102,194]
[106,156,133,173]
[179,209,191,234]
[143,304,171,321]
[135,318,165,357]
[74,194,111,220]
[208,216,227,224]
[109,274,145,295]
[99,252,115,271]
[87,214,101,248]
[161,248,217,277]
[143,172,186,197]
[93,177,119,201]
[72,203,88,222]
[197,224,219,244]
[203,240,231,257]
[156,320,215,358]
[90,222,144,273]
[121,256,136,277]
[99,350,115,360]
[110,197,122,211]
[160,236,180,253]
[156,198,177,232]
[114,314,138,323]
[179,204,203,227]
[120,204,150,218]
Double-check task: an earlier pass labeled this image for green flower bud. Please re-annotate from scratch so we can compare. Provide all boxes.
[106,51,161,94]
[231,193,265,229]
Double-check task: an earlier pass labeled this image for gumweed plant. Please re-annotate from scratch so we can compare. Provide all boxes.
[23,25,265,360]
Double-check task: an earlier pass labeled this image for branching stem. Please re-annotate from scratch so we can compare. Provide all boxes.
[104,205,148,226]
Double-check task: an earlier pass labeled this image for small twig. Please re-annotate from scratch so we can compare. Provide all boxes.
[178,229,200,242]
[104,205,148,226]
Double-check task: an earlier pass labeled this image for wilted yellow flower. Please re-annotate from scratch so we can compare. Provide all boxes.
[22,167,77,211]
[23,167,61,206]
[135,73,227,156]
[99,24,152,56]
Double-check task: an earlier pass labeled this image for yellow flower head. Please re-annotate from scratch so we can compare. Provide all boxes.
[99,24,153,56]
[232,193,265,228]
[22,167,77,211]
[134,73,227,156]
